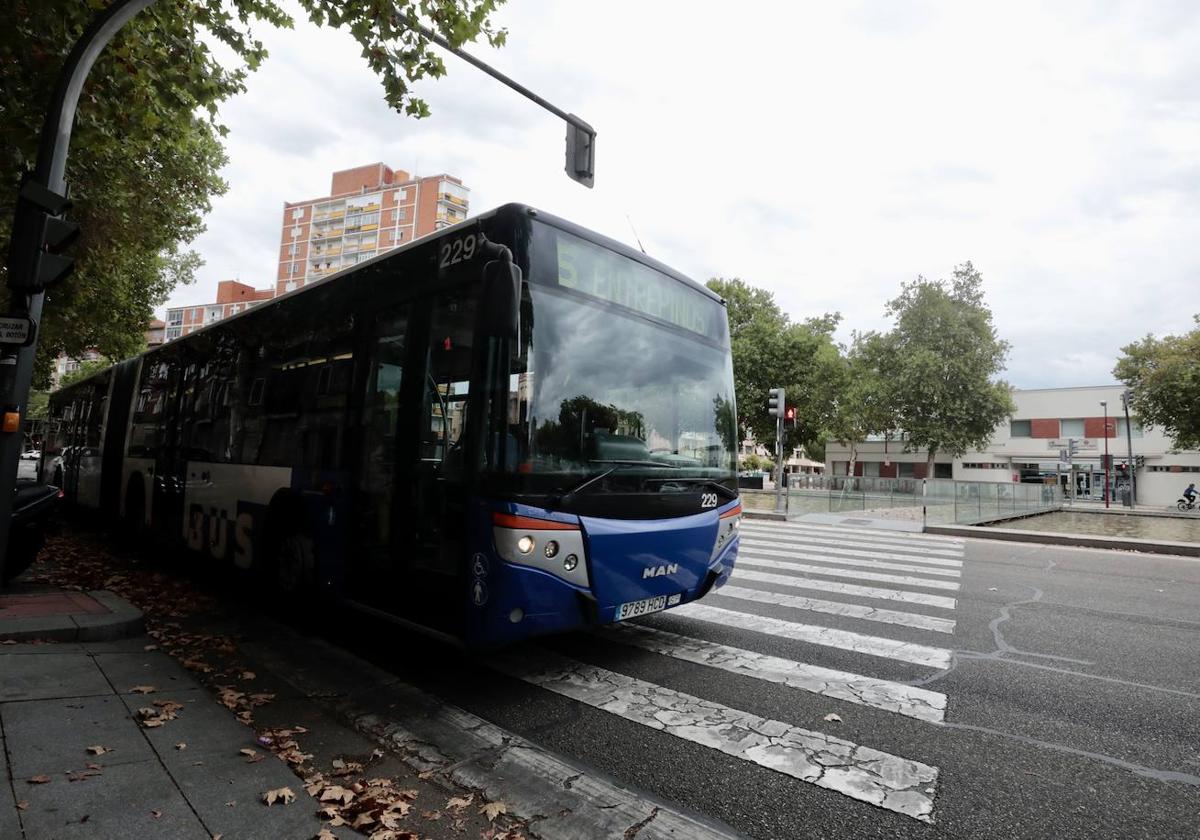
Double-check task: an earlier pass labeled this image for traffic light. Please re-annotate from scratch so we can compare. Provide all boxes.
[1135,455,1145,469]
[767,387,785,418]
[6,179,78,293]
[785,406,796,427]
[1067,439,1078,458]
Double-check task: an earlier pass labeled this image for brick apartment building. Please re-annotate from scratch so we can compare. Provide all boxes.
[164,279,276,341]
[276,163,469,295]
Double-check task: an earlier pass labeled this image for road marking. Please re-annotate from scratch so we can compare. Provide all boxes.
[734,544,960,578]
[737,555,961,591]
[733,568,958,610]
[603,622,948,723]
[670,602,954,668]
[713,584,956,634]
[741,521,964,551]
[494,650,939,821]
[738,529,964,565]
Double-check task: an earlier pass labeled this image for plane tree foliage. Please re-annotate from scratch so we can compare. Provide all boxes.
[873,262,1014,472]
[1,0,506,386]
[706,277,841,460]
[1114,316,1200,451]
[825,331,895,476]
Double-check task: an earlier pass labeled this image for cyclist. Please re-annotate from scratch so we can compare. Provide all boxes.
[1184,482,1198,507]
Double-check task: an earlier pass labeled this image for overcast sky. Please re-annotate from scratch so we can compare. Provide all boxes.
[174,0,1200,388]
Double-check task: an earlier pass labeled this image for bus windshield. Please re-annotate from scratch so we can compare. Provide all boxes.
[489,227,738,503]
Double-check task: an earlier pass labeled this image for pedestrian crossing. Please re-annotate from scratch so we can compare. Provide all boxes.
[490,518,966,824]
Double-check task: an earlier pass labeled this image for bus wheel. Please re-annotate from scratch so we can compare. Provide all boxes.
[269,524,315,600]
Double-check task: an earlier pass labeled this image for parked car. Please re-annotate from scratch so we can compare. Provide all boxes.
[20,449,41,461]
[1,479,62,583]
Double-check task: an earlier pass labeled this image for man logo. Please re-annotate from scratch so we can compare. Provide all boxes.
[642,563,679,579]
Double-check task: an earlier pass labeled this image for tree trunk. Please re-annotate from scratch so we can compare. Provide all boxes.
[848,441,858,483]
[926,448,937,478]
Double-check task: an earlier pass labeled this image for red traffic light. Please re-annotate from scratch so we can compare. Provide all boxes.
[785,407,796,421]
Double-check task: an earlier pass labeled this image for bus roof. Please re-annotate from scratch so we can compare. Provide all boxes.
[53,203,723,390]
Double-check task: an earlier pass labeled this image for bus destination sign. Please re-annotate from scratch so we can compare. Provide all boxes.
[555,231,720,339]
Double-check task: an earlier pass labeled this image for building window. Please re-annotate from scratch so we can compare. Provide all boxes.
[1116,418,1144,438]
[291,226,301,238]
[934,463,953,478]
[397,208,406,221]
[285,281,297,292]
[1060,418,1084,437]
[165,326,181,340]
[1010,420,1032,437]
[167,311,183,326]
[292,207,304,220]
[897,463,915,477]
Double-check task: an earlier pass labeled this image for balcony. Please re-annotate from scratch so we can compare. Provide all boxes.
[438,193,468,208]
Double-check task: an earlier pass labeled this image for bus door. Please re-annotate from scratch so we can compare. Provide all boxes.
[150,356,187,540]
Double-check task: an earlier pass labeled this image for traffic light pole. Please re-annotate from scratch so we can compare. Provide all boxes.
[1122,391,1136,507]
[774,413,785,514]
[0,0,157,588]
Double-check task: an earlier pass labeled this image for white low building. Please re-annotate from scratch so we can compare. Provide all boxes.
[824,385,1200,509]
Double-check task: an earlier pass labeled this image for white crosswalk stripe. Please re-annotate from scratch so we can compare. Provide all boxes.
[738,542,962,577]
[738,554,962,591]
[714,584,956,633]
[734,568,958,609]
[740,521,964,552]
[480,519,966,824]
[738,529,964,567]
[493,649,939,821]
[601,622,948,723]
[671,601,954,668]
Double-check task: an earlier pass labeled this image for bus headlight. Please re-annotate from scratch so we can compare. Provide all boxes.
[544,540,559,558]
[563,554,578,572]
[492,512,588,587]
[517,535,535,554]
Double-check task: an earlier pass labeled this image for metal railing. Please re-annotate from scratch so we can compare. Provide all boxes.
[739,475,1063,526]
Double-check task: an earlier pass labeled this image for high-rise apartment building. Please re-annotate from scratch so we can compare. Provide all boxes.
[164,279,275,341]
[276,163,469,295]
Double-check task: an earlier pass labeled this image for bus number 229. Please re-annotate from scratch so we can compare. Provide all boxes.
[440,234,478,268]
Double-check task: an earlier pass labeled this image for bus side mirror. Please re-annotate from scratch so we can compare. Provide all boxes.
[482,259,521,339]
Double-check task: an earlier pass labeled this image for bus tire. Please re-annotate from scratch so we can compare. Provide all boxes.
[264,498,316,603]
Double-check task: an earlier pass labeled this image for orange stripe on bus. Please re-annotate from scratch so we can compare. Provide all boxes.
[719,503,743,519]
[492,513,580,531]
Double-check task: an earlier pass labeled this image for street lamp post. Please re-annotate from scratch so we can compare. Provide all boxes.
[1100,399,1110,509]
[1122,390,1136,507]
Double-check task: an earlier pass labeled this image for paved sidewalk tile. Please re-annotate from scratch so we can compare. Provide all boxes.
[3,694,155,777]
[1,733,23,840]
[115,687,259,759]
[93,650,195,694]
[17,758,209,840]
[0,652,112,701]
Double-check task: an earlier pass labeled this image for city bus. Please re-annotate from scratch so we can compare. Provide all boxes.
[42,204,742,648]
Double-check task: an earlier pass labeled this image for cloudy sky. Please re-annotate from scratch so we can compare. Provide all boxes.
[175,0,1200,388]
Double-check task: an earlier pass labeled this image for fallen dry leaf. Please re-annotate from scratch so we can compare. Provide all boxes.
[445,794,474,811]
[262,786,296,807]
[314,830,336,840]
[319,784,355,806]
[823,713,842,722]
[421,809,442,821]
[129,685,157,694]
[482,801,507,821]
[175,743,187,751]
[85,762,103,771]
[239,671,256,680]
[151,810,163,818]
[16,800,29,810]
[144,644,158,651]
[27,775,51,784]
[239,748,257,758]
[85,745,112,755]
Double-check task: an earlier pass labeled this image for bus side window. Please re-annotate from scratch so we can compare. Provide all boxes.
[359,304,409,548]
[422,292,476,477]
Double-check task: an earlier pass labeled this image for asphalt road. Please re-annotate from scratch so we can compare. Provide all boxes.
[340,518,1200,839]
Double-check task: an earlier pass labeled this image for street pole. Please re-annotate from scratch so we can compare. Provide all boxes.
[0,0,157,588]
[774,413,784,514]
[1100,400,1110,509]
[1122,390,1136,507]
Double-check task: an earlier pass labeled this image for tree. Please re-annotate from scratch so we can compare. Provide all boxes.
[1114,316,1200,451]
[705,278,841,456]
[57,358,110,390]
[875,262,1014,473]
[826,332,894,477]
[2,0,506,386]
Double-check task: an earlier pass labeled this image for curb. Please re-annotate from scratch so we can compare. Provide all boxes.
[923,525,1200,558]
[743,510,787,521]
[0,589,145,642]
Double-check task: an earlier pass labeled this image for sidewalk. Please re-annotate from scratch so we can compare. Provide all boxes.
[3,532,530,840]
[1,623,341,838]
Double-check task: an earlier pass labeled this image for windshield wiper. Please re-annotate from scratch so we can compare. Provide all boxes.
[644,477,738,501]
[551,460,682,507]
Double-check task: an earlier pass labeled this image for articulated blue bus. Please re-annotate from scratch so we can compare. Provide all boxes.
[43,204,742,648]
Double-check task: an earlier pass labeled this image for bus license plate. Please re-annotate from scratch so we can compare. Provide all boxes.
[615,595,668,621]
